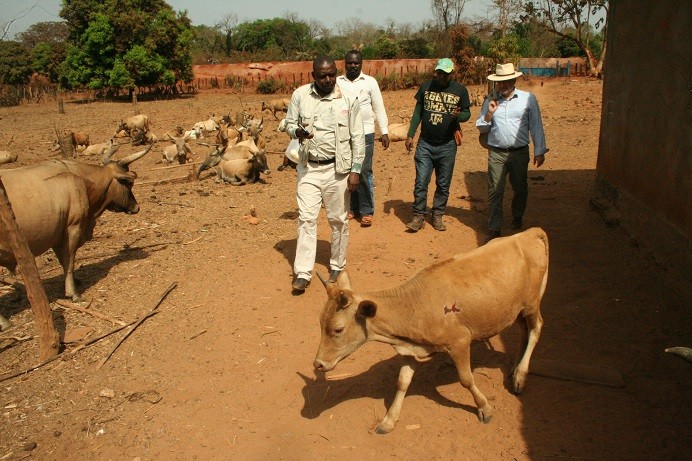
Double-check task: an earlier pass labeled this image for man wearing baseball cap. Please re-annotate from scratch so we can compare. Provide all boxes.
[404,58,471,232]
[476,62,549,242]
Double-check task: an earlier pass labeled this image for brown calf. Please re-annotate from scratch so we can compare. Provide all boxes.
[313,227,549,433]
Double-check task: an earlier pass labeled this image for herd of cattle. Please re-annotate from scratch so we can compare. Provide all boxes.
[0,102,284,329]
[0,95,554,434]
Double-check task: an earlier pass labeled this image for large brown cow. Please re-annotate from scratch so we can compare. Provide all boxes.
[0,143,154,306]
[313,227,549,433]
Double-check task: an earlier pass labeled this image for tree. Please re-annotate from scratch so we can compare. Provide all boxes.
[17,21,68,49]
[0,41,33,85]
[430,0,467,31]
[216,13,238,56]
[523,0,608,77]
[59,0,194,91]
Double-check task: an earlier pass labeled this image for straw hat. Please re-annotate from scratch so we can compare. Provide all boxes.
[487,63,523,81]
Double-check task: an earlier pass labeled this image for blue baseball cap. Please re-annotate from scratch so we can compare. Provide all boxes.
[435,58,454,73]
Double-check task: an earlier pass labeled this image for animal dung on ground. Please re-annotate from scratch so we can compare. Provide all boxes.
[242,205,259,225]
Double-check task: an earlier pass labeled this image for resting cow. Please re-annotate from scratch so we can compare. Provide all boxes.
[313,227,549,433]
[0,143,154,307]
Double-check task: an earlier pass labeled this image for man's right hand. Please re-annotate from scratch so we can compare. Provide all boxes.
[485,100,498,121]
[405,136,414,153]
[295,126,313,139]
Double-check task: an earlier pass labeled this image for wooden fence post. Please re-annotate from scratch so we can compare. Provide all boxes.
[0,179,59,361]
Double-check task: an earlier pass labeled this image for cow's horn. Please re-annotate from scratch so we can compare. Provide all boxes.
[101,142,121,164]
[665,347,692,363]
[316,272,329,288]
[117,142,154,166]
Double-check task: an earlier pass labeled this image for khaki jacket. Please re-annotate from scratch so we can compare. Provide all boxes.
[285,83,365,174]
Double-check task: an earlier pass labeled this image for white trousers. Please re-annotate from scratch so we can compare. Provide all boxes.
[294,162,350,280]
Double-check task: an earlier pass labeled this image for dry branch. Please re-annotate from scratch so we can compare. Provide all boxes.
[137,174,190,186]
[53,300,127,326]
[0,316,146,383]
[95,281,177,370]
[150,162,202,171]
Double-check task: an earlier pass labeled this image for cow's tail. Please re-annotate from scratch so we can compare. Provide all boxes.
[535,227,549,300]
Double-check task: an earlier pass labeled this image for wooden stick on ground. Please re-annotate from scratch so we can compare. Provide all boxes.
[150,162,202,171]
[137,175,190,186]
[0,314,150,383]
[95,281,177,370]
[53,300,127,326]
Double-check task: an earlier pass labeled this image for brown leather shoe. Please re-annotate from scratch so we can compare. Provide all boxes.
[432,215,446,231]
[406,214,425,232]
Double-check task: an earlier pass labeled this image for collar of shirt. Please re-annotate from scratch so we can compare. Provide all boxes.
[309,83,343,100]
[338,73,365,83]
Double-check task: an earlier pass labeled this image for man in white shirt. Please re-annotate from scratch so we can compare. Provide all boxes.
[336,50,390,227]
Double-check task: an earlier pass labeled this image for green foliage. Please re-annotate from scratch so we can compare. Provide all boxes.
[487,35,521,66]
[31,42,67,81]
[372,35,399,59]
[123,45,166,86]
[233,18,312,56]
[0,41,33,85]
[256,77,286,94]
[58,0,194,91]
[107,57,133,88]
[400,36,433,58]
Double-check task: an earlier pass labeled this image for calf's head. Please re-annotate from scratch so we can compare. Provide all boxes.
[313,271,376,372]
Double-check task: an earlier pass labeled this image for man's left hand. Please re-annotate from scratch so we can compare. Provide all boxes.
[381,134,390,150]
[533,155,545,168]
[347,172,360,192]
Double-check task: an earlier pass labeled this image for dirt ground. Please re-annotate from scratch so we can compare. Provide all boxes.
[0,79,690,460]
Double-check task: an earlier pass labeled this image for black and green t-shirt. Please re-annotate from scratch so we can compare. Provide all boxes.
[414,80,470,145]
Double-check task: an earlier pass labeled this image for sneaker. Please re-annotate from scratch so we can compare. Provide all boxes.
[292,277,309,292]
[406,214,425,232]
[329,270,341,283]
[511,217,523,230]
[432,215,446,231]
[485,230,501,243]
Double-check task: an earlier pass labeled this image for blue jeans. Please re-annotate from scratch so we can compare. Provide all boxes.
[412,138,457,216]
[350,133,375,216]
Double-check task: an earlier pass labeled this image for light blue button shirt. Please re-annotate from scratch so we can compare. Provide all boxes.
[476,88,549,156]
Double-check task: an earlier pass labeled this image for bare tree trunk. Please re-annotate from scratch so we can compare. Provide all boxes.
[0,179,59,361]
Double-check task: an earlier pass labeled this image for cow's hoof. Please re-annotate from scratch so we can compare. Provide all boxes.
[375,420,395,434]
[512,368,526,394]
[478,406,493,424]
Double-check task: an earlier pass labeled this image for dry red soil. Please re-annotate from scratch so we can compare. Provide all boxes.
[0,79,689,460]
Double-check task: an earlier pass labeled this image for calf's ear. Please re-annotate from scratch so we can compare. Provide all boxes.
[357,300,377,318]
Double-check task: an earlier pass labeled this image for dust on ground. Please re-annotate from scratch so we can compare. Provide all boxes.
[0,79,689,460]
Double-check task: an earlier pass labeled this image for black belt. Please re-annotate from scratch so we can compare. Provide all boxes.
[308,157,335,165]
[489,145,529,153]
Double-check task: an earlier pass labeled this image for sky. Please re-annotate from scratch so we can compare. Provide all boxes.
[1,0,496,39]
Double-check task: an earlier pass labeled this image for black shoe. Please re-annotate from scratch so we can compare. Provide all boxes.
[329,270,341,283]
[511,217,523,230]
[292,277,309,292]
[485,230,501,243]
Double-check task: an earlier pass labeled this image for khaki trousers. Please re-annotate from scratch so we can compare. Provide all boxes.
[294,162,350,280]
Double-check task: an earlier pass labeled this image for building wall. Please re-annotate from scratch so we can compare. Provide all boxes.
[596,0,691,272]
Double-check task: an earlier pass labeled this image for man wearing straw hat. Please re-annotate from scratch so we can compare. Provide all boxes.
[476,62,549,243]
